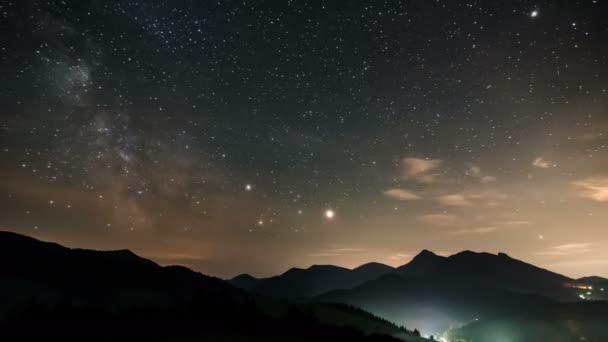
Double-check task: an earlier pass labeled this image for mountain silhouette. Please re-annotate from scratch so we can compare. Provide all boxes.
[239,249,586,303]
[229,273,262,290]
[578,276,608,285]
[314,250,608,337]
[230,262,396,299]
[396,249,445,276]
[0,231,428,341]
[398,250,579,300]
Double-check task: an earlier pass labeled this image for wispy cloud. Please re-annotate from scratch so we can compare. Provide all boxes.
[532,157,554,169]
[466,165,497,184]
[417,213,456,226]
[573,177,608,202]
[383,188,421,201]
[387,252,412,261]
[548,259,608,267]
[449,226,498,235]
[402,158,442,183]
[503,220,531,226]
[536,243,591,256]
[467,165,482,177]
[480,175,497,184]
[553,243,591,251]
[435,190,507,208]
[437,194,473,206]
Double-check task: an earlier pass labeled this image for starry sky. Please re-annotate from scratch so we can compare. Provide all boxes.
[1,0,608,278]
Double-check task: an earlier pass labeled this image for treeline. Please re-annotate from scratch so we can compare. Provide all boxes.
[0,293,400,341]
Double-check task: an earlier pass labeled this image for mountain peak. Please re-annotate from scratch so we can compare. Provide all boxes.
[232,273,257,281]
[397,249,446,275]
[405,249,445,265]
[228,273,261,290]
[413,249,440,260]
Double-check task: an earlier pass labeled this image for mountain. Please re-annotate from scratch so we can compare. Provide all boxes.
[316,250,599,336]
[396,249,446,277]
[317,272,557,336]
[398,250,579,300]
[230,273,262,290]
[0,231,427,341]
[354,262,397,278]
[578,276,608,285]
[233,262,396,300]
[577,276,608,301]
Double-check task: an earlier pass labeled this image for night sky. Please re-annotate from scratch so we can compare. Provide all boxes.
[1,0,608,278]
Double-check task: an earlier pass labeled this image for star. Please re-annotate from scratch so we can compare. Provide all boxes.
[530,10,539,18]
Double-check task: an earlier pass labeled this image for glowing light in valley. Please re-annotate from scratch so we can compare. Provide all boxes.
[245,184,252,191]
[325,209,335,219]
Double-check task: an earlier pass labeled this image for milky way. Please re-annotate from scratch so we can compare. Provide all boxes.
[1,1,608,278]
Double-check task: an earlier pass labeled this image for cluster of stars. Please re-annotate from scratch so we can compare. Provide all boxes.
[0,0,607,278]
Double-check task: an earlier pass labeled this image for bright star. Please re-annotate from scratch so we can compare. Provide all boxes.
[530,10,539,18]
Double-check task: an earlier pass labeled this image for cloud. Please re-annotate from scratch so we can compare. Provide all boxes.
[480,175,497,184]
[548,259,608,267]
[383,188,421,201]
[573,177,608,202]
[532,157,554,169]
[416,213,456,226]
[449,226,498,235]
[536,243,591,256]
[502,220,531,226]
[437,194,473,206]
[553,243,591,251]
[387,253,412,261]
[467,165,482,177]
[435,190,506,208]
[402,158,442,183]
[466,165,497,184]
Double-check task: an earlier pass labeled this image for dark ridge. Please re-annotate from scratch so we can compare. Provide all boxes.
[228,273,261,290]
[353,262,395,271]
[0,231,421,341]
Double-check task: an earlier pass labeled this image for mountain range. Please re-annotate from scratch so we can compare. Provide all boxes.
[3,230,607,341]
[231,249,608,339]
[230,249,594,302]
[0,231,427,341]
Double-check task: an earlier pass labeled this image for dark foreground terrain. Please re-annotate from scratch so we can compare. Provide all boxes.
[0,231,427,341]
[3,231,608,341]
